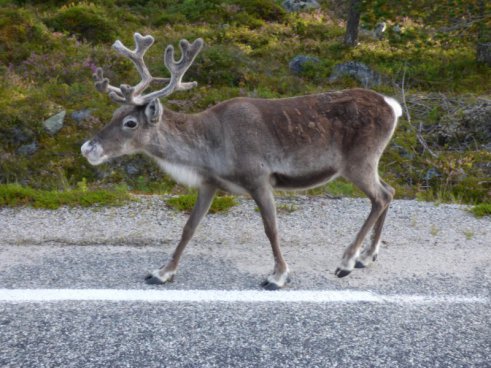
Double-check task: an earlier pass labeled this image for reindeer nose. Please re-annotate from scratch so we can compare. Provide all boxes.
[81,140,95,156]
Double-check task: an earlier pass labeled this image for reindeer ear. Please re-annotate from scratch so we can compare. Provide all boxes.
[145,98,163,124]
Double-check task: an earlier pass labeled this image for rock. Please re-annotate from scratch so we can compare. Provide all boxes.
[16,141,38,156]
[435,99,491,149]
[374,22,387,39]
[125,164,140,176]
[328,61,385,88]
[359,22,388,41]
[289,55,320,75]
[282,0,320,12]
[71,109,92,123]
[424,168,440,181]
[43,111,66,135]
[457,100,491,147]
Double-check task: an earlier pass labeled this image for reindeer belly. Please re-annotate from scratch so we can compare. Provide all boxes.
[271,168,338,190]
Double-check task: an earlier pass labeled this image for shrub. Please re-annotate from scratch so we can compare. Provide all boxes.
[148,0,284,27]
[0,7,52,64]
[166,0,223,23]
[11,0,72,5]
[190,44,248,87]
[470,203,491,218]
[18,48,95,85]
[45,3,118,43]
[235,0,285,23]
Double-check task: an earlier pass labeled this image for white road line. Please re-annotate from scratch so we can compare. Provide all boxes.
[0,289,488,304]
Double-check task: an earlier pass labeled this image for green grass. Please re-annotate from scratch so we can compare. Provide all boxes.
[0,183,131,209]
[166,193,238,214]
[130,175,175,194]
[463,229,474,240]
[430,224,440,236]
[307,179,362,197]
[469,203,491,218]
[277,203,298,214]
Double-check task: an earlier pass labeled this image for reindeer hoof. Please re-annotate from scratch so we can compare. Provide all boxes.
[144,270,174,285]
[145,275,165,285]
[355,252,378,269]
[261,280,281,290]
[354,260,366,269]
[261,276,290,290]
[335,268,352,278]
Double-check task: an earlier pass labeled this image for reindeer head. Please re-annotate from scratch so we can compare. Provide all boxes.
[81,33,203,165]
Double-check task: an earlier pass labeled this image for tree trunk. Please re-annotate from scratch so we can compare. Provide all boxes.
[476,0,491,65]
[344,0,362,46]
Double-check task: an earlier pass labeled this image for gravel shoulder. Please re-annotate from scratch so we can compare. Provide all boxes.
[1,196,490,368]
[0,196,489,295]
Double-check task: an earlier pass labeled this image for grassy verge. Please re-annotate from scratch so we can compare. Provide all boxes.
[306,179,362,197]
[0,183,131,209]
[469,203,491,218]
[166,192,238,214]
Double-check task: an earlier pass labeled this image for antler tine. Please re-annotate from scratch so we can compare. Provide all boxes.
[112,32,155,103]
[94,35,203,105]
[93,68,126,103]
[138,38,204,104]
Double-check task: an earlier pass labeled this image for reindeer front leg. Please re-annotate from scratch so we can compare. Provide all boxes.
[250,185,290,290]
[145,184,217,284]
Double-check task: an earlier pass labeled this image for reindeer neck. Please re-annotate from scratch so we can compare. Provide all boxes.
[145,107,210,167]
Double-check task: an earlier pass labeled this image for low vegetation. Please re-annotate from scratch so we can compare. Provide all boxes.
[469,203,491,218]
[0,0,489,209]
[0,183,131,209]
[166,193,238,214]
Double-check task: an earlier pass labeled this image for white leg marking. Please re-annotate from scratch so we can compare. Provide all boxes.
[147,268,176,283]
[267,267,290,288]
[339,247,361,271]
[357,240,380,267]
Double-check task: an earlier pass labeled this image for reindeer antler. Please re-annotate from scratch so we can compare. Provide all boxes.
[94,33,203,105]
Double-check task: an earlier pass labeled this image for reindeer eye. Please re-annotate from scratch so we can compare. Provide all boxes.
[123,118,138,130]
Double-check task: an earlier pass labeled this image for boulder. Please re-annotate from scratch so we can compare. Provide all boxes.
[427,97,490,151]
[289,55,320,75]
[328,61,385,88]
[16,141,38,156]
[445,100,491,149]
[374,22,387,39]
[282,0,320,12]
[43,111,66,135]
[424,168,441,182]
[125,164,140,176]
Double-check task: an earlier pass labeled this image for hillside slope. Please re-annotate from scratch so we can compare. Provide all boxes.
[0,0,489,203]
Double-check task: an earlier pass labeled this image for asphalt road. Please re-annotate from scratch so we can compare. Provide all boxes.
[0,198,489,367]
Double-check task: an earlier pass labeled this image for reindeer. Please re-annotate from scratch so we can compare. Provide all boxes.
[81,33,402,290]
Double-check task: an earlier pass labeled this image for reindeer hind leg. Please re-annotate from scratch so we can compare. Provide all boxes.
[335,174,393,278]
[355,180,394,268]
[249,184,290,290]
